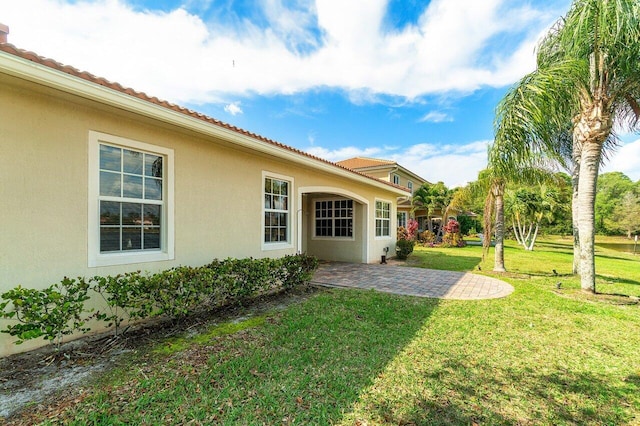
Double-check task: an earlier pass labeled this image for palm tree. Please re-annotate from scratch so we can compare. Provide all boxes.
[493,0,640,293]
[464,169,507,272]
[411,182,452,238]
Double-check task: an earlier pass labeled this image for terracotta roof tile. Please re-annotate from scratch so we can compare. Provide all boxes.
[336,157,396,169]
[0,42,410,194]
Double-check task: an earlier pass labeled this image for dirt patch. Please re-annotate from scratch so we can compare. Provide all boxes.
[0,286,320,423]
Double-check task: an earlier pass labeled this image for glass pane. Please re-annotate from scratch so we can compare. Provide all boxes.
[123,175,143,199]
[143,227,161,249]
[145,154,162,178]
[265,194,272,210]
[265,212,272,226]
[122,203,142,225]
[274,196,285,210]
[100,145,121,171]
[279,228,287,241]
[144,205,161,226]
[273,180,281,195]
[279,212,287,226]
[264,228,271,243]
[265,178,272,194]
[271,228,279,242]
[280,181,288,196]
[122,227,142,250]
[145,178,162,200]
[100,201,120,225]
[123,149,143,175]
[100,171,121,197]
[100,227,120,252]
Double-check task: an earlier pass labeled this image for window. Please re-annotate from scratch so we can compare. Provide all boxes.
[314,199,354,238]
[392,174,400,185]
[407,181,413,192]
[397,211,407,228]
[375,200,391,237]
[88,131,174,267]
[263,174,292,246]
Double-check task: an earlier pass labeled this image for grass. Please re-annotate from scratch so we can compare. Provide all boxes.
[15,237,640,425]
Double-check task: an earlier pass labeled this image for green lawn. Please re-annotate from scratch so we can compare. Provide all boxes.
[19,238,640,425]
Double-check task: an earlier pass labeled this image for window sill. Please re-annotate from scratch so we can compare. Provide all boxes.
[88,251,173,267]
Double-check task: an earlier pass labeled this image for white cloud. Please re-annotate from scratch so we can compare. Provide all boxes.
[2,0,566,104]
[223,102,243,115]
[308,140,489,188]
[419,111,453,123]
[305,146,387,162]
[601,139,640,181]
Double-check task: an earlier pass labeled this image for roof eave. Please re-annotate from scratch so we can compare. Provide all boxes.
[0,48,409,197]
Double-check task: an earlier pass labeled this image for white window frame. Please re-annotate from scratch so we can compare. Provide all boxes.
[407,181,413,193]
[397,211,408,229]
[262,171,294,251]
[312,198,355,240]
[375,199,392,239]
[392,174,400,185]
[88,131,174,267]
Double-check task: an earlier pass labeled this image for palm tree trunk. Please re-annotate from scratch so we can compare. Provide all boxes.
[577,141,601,292]
[572,143,581,275]
[494,191,506,272]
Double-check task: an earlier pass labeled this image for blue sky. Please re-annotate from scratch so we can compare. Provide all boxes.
[4,0,639,186]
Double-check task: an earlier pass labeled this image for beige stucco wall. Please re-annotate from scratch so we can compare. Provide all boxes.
[0,73,401,356]
[302,196,366,263]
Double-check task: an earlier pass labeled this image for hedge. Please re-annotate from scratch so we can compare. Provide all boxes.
[0,254,318,350]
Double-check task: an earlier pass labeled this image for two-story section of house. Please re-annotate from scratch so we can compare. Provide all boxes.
[336,157,428,230]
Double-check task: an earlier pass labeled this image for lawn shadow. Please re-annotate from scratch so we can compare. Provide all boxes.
[596,274,640,287]
[361,359,637,425]
[202,288,443,423]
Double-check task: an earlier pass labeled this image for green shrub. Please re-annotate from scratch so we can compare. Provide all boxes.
[395,239,415,260]
[1,254,319,347]
[0,277,92,349]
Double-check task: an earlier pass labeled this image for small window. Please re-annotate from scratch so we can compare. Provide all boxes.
[264,176,290,244]
[314,199,354,238]
[392,174,400,185]
[407,181,413,192]
[375,200,391,237]
[397,211,407,228]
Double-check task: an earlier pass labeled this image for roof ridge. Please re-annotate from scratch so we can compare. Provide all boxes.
[0,42,409,194]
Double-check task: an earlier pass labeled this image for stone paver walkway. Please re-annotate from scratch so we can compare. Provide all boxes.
[311,262,514,300]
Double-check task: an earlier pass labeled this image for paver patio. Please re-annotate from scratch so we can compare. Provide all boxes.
[311,262,514,300]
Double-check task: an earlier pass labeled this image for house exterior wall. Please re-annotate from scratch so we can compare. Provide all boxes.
[0,72,401,356]
[302,196,367,263]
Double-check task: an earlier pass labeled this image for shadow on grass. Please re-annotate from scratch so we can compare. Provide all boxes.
[40,289,442,424]
[365,360,637,425]
[596,274,640,287]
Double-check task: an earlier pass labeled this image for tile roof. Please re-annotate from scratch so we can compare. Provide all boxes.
[336,157,396,169]
[0,42,410,194]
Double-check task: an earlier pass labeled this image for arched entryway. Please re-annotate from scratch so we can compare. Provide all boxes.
[297,187,369,263]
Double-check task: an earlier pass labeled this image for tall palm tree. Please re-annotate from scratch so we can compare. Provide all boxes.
[493,0,640,293]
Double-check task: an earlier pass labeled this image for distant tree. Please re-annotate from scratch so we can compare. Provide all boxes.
[596,172,635,234]
[611,192,640,238]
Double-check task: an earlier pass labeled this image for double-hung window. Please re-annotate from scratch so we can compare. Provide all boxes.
[375,200,391,237]
[263,173,292,248]
[314,199,353,238]
[392,174,400,185]
[397,211,407,229]
[88,131,174,267]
